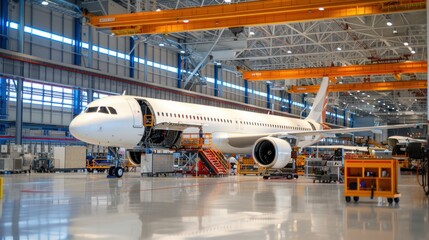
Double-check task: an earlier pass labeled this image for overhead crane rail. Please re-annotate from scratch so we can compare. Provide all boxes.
[242,61,427,81]
[288,80,427,93]
[88,0,426,35]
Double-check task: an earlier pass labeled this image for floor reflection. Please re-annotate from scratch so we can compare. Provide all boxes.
[0,174,427,239]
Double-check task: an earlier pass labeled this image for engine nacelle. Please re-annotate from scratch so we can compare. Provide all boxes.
[252,137,292,169]
[127,151,142,165]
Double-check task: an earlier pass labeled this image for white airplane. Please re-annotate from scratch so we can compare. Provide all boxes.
[387,135,427,146]
[69,77,425,176]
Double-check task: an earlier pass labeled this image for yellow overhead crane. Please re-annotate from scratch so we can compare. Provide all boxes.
[242,61,427,80]
[288,80,427,93]
[89,0,426,35]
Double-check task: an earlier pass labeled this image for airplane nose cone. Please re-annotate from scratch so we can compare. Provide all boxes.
[69,115,90,141]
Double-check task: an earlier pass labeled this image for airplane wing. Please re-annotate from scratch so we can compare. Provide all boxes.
[226,123,426,148]
[307,145,386,151]
[287,123,426,137]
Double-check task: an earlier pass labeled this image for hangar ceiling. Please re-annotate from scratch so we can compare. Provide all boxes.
[34,0,428,125]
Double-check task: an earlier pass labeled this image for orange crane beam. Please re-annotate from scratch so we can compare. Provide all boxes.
[288,80,427,93]
[89,0,426,35]
[242,61,427,80]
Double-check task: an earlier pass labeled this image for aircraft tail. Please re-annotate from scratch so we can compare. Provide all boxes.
[305,76,329,123]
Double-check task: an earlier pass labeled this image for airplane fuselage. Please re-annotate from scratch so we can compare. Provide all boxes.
[69,95,323,153]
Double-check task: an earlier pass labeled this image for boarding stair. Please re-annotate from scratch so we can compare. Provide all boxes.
[198,149,229,176]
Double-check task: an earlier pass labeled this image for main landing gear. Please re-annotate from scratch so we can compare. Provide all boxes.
[107,147,124,178]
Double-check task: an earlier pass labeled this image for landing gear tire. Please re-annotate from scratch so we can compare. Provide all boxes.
[394,197,400,203]
[115,167,124,178]
[353,196,359,202]
[387,198,393,204]
[286,174,293,180]
[108,166,115,176]
[345,196,351,202]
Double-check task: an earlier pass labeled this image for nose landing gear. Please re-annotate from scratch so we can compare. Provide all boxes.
[107,147,124,178]
[108,166,124,178]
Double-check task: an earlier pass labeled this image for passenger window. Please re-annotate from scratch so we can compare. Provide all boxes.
[86,107,98,113]
[98,106,109,114]
[108,107,117,114]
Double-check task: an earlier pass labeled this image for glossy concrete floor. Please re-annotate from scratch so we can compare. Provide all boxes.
[0,172,428,240]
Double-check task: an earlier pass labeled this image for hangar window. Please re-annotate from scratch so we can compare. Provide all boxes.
[108,107,117,114]
[86,107,98,113]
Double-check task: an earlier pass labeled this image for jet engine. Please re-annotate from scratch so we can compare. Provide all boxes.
[128,151,142,165]
[252,137,292,169]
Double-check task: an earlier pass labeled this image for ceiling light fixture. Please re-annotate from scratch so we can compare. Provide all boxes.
[393,28,398,34]
[411,50,416,54]
[183,19,189,23]
[159,43,165,47]
[318,7,325,11]
[386,21,393,26]
[249,31,255,36]
[41,1,49,5]
[180,50,186,54]
[156,8,161,12]
[403,42,409,46]
[336,47,342,51]
[287,50,292,54]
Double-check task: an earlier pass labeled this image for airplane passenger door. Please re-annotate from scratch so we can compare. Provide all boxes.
[126,98,143,128]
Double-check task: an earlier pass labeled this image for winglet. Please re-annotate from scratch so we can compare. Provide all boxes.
[305,76,329,123]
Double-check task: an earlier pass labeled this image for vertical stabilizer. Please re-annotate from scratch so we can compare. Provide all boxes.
[305,76,329,123]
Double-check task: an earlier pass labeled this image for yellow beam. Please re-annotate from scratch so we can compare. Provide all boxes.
[242,61,427,80]
[88,0,426,35]
[288,80,427,93]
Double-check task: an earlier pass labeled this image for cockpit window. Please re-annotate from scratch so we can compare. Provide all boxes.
[98,107,109,114]
[108,107,117,114]
[86,107,98,113]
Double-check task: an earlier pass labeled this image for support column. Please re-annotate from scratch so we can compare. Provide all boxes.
[18,0,24,53]
[143,43,148,81]
[0,0,8,49]
[73,18,82,66]
[177,53,182,88]
[334,108,338,125]
[214,64,222,97]
[343,110,347,127]
[0,78,6,135]
[280,91,286,112]
[266,83,271,109]
[244,80,249,104]
[288,93,292,113]
[86,25,93,68]
[16,79,23,144]
[129,38,135,78]
[72,88,82,117]
[15,0,24,144]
